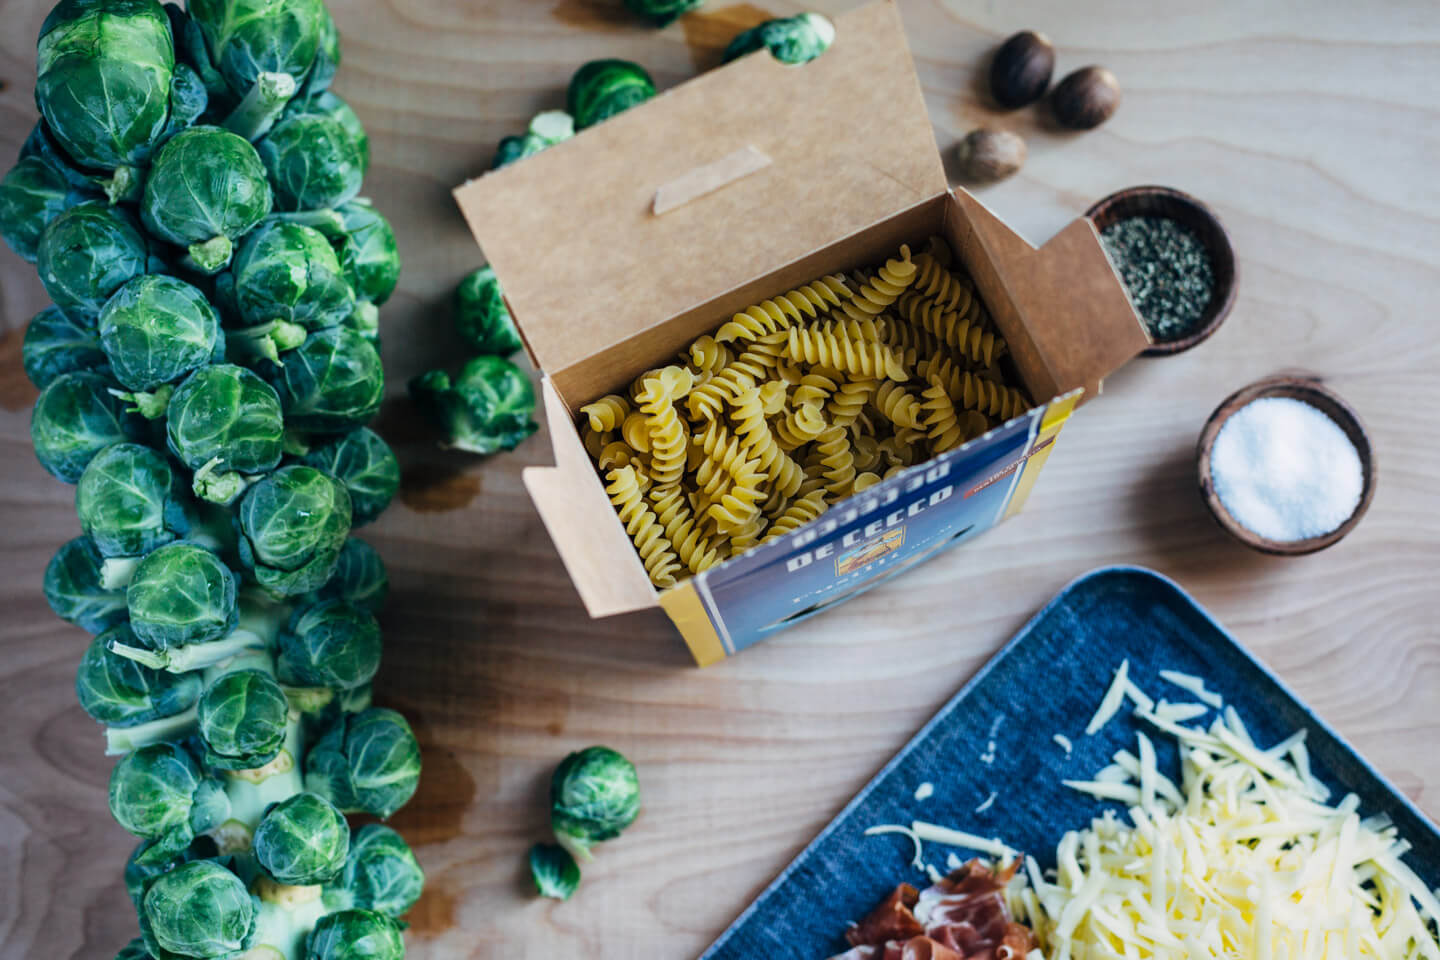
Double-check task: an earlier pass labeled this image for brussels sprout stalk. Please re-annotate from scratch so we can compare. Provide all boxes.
[108,384,173,420]
[226,319,310,364]
[110,628,266,673]
[224,71,300,143]
[252,874,330,959]
[184,235,235,275]
[193,455,259,506]
[104,704,200,756]
[99,555,143,591]
[102,165,144,206]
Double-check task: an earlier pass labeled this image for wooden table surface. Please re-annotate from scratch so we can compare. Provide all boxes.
[2,1,1437,957]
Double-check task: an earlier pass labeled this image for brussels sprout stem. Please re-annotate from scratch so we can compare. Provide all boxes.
[102,166,144,205]
[271,209,347,236]
[281,685,335,715]
[104,705,200,756]
[100,555,144,590]
[222,717,304,831]
[108,385,173,420]
[109,629,268,673]
[185,236,234,275]
[223,71,300,143]
[193,456,257,506]
[554,829,595,865]
[251,875,328,959]
[227,320,309,364]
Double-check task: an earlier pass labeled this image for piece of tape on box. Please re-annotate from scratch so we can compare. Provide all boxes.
[653,147,773,216]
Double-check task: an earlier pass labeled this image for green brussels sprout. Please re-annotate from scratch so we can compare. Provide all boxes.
[270,326,384,434]
[31,371,145,483]
[198,668,288,770]
[115,937,154,960]
[125,542,239,652]
[76,626,203,727]
[301,3,341,98]
[550,745,641,862]
[44,535,129,632]
[76,443,190,558]
[109,742,229,861]
[256,93,367,212]
[529,842,580,901]
[304,707,420,819]
[491,112,574,170]
[166,364,285,505]
[623,0,704,26]
[124,834,219,909]
[36,201,155,322]
[723,12,835,65]
[138,860,258,960]
[35,0,175,172]
[567,59,656,130]
[305,909,403,960]
[492,132,546,170]
[22,305,109,390]
[294,428,398,526]
[0,156,89,263]
[164,62,210,136]
[324,823,424,918]
[19,121,104,192]
[278,599,381,692]
[327,200,400,306]
[99,276,225,403]
[308,538,388,614]
[253,792,350,885]
[453,265,522,357]
[409,355,538,455]
[189,0,325,98]
[140,127,273,274]
[166,2,228,102]
[226,221,356,357]
[236,464,353,596]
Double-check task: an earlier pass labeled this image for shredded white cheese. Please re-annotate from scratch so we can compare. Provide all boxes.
[1159,668,1224,708]
[914,782,934,802]
[1086,660,1131,735]
[1053,734,1074,756]
[975,791,998,814]
[911,821,1017,861]
[864,824,925,871]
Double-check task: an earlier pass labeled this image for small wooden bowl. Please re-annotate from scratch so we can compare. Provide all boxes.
[1196,376,1376,555]
[1086,185,1237,356]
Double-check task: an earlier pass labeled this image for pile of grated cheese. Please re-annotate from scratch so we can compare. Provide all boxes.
[873,663,1440,960]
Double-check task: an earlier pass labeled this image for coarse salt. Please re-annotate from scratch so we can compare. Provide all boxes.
[1210,396,1363,542]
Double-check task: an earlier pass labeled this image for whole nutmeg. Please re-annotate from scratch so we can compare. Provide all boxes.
[955,129,1026,183]
[989,30,1055,109]
[1051,65,1121,130]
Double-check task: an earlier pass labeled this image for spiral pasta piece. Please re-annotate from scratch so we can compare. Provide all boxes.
[758,379,787,415]
[582,426,609,460]
[637,367,693,487]
[853,434,881,472]
[826,377,878,430]
[919,357,1028,421]
[694,421,757,493]
[921,375,965,453]
[873,381,926,430]
[686,334,786,420]
[775,400,827,450]
[896,290,1004,368]
[760,489,828,544]
[649,484,722,574]
[714,276,853,343]
[705,459,764,534]
[837,245,916,325]
[785,322,908,382]
[605,467,682,588]
[879,435,917,468]
[791,372,839,409]
[813,426,856,499]
[910,252,972,312]
[731,386,804,497]
[685,336,732,384]
[882,313,949,369]
[620,411,651,453]
[852,472,882,493]
[727,513,768,554]
[598,440,637,473]
[580,394,630,433]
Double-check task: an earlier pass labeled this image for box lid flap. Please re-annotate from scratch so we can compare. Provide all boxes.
[453,0,945,377]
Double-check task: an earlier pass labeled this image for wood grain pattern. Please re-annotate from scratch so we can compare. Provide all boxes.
[0,1,1437,958]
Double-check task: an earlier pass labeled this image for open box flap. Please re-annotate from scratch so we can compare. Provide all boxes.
[454,0,945,379]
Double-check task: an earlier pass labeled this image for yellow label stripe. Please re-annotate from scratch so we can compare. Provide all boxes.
[660,581,727,667]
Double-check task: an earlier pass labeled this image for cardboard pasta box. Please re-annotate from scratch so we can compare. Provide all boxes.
[453,0,1148,665]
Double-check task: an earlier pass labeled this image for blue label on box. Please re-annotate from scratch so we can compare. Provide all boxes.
[689,403,1050,654]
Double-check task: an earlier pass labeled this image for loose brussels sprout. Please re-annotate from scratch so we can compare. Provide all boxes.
[140,127,273,274]
[76,443,190,558]
[76,626,203,727]
[326,200,400,306]
[723,12,835,65]
[305,909,403,960]
[305,707,420,819]
[623,0,705,27]
[294,427,398,525]
[36,202,155,322]
[550,745,641,862]
[278,599,381,692]
[226,221,356,355]
[529,842,580,901]
[567,59,656,130]
[44,535,129,632]
[308,538,388,614]
[109,742,230,862]
[256,93,367,212]
[0,156,87,263]
[34,0,175,172]
[324,823,424,918]
[253,792,350,885]
[124,542,239,652]
[236,465,353,596]
[189,0,325,98]
[166,364,285,505]
[124,835,219,910]
[492,133,546,170]
[198,668,289,770]
[269,326,383,434]
[100,276,225,402]
[138,860,258,960]
[491,111,574,170]
[22,305,109,390]
[453,265,522,357]
[31,371,144,482]
[409,355,538,455]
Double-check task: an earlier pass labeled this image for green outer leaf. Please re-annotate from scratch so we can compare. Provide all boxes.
[566,59,656,130]
[294,427,399,525]
[304,707,420,819]
[140,126,272,256]
[165,363,285,479]
[99,275,223,392]
[529,842,581,900]
[0,157,74,263]
[44,535,130,632]
[253,791,350,885]
[304,909,403,960]
[236,464,353,596]
[188,0,324,98]
[139,859,257,960]
[125,541,239,651]
[271,326,384,434]
[76,625,203,726]
[278,598,382,691]
[198,667,289,770]
[453,265,522,357]
[107,741,206,844]
[22,305,109,391]
[408,355,538,456]
[75,442,189,558]
[30,370,145,483]
[256,93,366,212]
[36,201,152,322]
[491,132,546,170]
[328,200,400,305]
[324,823,424,917]
[307,537,388,614]
[230,220,356,331]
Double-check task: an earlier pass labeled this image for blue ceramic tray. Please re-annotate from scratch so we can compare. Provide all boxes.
[700,565,1440,959]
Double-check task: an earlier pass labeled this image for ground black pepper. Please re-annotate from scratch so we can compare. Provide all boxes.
[1100,215,1215,342]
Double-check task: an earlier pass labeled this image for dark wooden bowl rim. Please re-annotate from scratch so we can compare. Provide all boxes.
[1195,375,1376,556]
[1086,185,1237,357]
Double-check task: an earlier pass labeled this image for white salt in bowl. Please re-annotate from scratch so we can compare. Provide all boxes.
[1197,376,1376,555]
